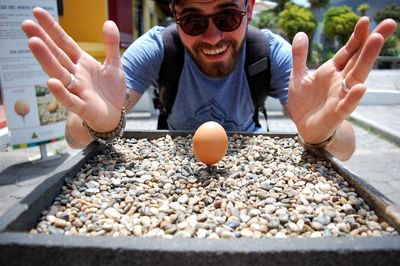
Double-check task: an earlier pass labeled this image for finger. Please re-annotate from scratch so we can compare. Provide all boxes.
[103,21,121,68]
[47,78,85,115]
[373,18,398,41]
[342,49,361,75]
[336,83,366,120]
[32,7,82,63]
[28,37,74,87]
[332,17,370,71]
[21,19,75,73]
[344,33,384,88]
[342,18,397,74]
[291,32,308,79]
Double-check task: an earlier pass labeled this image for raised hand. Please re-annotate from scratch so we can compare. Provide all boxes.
[287,17,397,145]
[21,7,126,133]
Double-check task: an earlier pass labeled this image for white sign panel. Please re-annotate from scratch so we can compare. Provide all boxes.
[0,0,67,149]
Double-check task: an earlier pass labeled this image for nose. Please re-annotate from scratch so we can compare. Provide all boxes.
[200,18,223,45]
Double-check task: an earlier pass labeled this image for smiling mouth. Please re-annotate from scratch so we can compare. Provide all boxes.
[202,45,228,56]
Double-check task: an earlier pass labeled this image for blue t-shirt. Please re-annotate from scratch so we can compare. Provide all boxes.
[122,26,292,131]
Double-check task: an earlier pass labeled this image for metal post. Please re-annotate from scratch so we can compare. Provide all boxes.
[39,144,48,160]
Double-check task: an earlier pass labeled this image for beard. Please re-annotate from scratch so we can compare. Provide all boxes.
[186,36,246,78]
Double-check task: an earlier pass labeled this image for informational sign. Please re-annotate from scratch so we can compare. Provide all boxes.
[0,0,67,149]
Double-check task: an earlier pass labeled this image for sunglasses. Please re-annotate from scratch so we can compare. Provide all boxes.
[175,9,248,36]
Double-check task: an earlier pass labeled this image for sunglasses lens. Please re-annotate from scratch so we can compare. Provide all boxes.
[213,10,243,32]
[177,10,245,36]
[180,14,208,36]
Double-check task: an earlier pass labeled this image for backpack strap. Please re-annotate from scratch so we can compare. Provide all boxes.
[154,24,184,129]
[245,25,271,131]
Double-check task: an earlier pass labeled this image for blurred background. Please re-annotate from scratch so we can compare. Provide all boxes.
[55,0,400,68]
[1,0,399,140]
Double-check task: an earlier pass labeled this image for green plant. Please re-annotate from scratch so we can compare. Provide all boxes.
[374,4,400,39]
[357,3,370,16]
[309,43,324,68]
[252,10,279,32]
[278,2,317,42]
[322,49,335,63]
[323,6,359,47]
[309,0,330,13]
[273,0,291,14]
[381,36,399,56]
[374,4,400,23]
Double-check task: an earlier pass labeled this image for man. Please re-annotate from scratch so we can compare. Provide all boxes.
[123,0,292,132]
[21,0,397,161]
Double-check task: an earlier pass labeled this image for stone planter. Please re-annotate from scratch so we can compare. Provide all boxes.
[0,131,399,266]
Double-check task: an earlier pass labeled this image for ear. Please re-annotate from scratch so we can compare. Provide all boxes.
[247,0,255,22]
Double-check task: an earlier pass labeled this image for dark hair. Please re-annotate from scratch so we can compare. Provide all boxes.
[171,0,248,6]
[170,0,248,17]
[170,0,179,18]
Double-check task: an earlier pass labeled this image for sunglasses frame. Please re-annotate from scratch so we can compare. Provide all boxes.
[176,9,248,36]
[173,0,250,36]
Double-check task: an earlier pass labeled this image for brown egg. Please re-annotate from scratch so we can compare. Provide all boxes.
[192,121,228,165]
[47,102,59,113]
[14,99,30,117]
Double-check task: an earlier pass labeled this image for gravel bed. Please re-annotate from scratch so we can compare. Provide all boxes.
[30,134,399,239]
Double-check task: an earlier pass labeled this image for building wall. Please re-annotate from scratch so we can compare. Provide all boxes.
[57,0,168,113]
[59,0,108,43]
[142,0,165,31]
[58,0,167,62]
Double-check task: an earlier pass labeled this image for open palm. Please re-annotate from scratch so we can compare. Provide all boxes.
[287,17,397,144]
[21,7,126,133]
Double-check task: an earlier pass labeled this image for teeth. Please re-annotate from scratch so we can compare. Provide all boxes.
[203,45,227,55]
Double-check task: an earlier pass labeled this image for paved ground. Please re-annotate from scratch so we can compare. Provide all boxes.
[0,70,399,220]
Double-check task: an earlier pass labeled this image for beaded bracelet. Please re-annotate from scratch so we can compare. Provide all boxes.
[298,129,337,150]
[82,107,126,145]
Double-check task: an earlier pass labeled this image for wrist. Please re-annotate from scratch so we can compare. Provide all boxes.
[298,129,337,150]
[65,113,93,149]
[83,107,126,145]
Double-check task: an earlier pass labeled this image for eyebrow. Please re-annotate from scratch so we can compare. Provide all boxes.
[179,2,240,16]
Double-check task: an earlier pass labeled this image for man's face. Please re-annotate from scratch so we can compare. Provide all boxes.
[173,0,253,78]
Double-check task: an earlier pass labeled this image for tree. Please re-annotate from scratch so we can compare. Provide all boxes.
[357,3,370,17]
[374,4,400,23]
[323,6,359,47]
[309,0,330,14]
[381,36,399,56]
[374,4,400,38]
[273,0,291,14]
[252,10,280,33]
[278,2,317,42]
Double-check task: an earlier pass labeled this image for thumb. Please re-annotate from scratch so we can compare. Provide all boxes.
[291,32,309,78]
[103,20,121,67]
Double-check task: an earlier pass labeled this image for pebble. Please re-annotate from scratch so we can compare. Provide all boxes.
[178,194,189,204]
[71,190,81,198]
[275,232,287,238]
[221,230,236,238]
[53,218,67,228]
[239,214,251,223]
[240,228,253,237]
[197,228,208,238]
[104,208,121,220]
[31,134,398,239]
[248,209,261,217]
